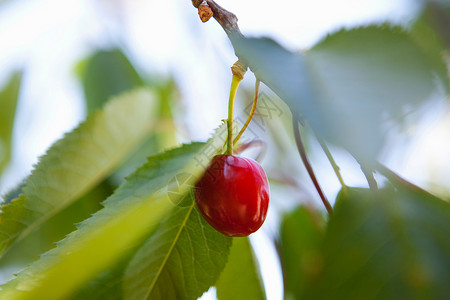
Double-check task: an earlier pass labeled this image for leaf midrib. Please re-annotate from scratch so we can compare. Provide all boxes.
[144,201,195,300]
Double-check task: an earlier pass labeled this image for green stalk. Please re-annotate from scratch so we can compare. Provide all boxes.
[234,80,260,146]
[226,75,242,155]
[315,134,348,197]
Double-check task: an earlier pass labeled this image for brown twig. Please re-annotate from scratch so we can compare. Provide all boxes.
[292,115,333,215]
[191,0,243,38]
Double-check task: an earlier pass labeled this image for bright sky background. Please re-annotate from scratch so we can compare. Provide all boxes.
[0,0,428,196]
[0,0,448,299]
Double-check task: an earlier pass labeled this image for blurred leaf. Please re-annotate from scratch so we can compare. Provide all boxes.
[304,186,450,299]
[216,237,266,300]
[0,180,25,204]
[0,124,227,300]
[0,71,21,176]
[0,181,111,278]
[232,36,321,124]
[279,206,325,300]
[123,195,231,300]
[0,89,157,257]
[308,25,447,160]
[152,77,178,148]
[233,25,447,162]
[67,258,127,300]
[76,49,143,114]
[109,78,179,185]
[411,2,450,92]
[76,49,179,185]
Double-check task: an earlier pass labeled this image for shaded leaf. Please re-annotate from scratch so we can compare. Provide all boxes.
[307,25,443,160]
[123,195,231,300]
[304,186,450,299]
[216,237,266,300]
[1,180,25,205]
[0,126,226,300]
[0,89,157,257]
[232,36,321,125]
[0,71,21,176]
[233,25,447,162]
[279,206,325,300]
[0,181,111,278]
[411,2,450,92]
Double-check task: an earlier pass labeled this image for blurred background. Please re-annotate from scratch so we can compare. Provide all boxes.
[0,0,449,299]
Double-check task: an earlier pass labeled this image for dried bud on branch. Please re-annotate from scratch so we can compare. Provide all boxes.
[190,0,242,39]
[198,1,213,23]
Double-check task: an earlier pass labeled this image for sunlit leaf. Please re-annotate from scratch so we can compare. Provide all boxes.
[279,206,325,300]
[0,89,157,256]
[67,259,126,300]
[216,237,266,300]
[0,71,21,176]
[123,194,231,300]
[0,124,227,300]
[304,185,450,299]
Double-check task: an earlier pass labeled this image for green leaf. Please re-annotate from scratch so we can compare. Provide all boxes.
[66,258,127,300]
[0,71,21,176]
[0,126,226,300]
[123,194,232,300]
[304,186,450,299]
[76,49,144,114]
[216,237,266,300]
[307,25,443,160]
[279,206,325,300]
[0,181,110,277]
[0,89,157,256]
[411,2,450,92]
[109,78,179,185]
[232,36,320,124]
[233,25,447,162]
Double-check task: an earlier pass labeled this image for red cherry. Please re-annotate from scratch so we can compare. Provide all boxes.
[194,154,270,237]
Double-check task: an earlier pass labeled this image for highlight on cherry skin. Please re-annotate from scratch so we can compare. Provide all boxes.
[194,154,270,237]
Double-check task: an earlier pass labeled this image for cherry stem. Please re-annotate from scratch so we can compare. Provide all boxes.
[292,115,333,215]
[226,75,242,155]
[315,133,348,197]
[234,79,260,146]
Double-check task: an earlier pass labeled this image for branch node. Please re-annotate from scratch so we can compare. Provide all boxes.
[231,60,247,80]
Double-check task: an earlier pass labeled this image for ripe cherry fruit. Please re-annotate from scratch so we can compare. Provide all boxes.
[194,154,270,237]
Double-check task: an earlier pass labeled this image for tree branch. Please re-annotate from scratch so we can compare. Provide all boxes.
[191,0,243,39]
